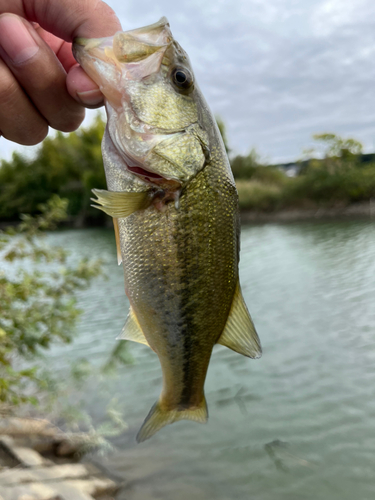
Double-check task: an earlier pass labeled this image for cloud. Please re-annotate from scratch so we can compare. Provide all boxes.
[312,0,375,36]
[2,0,375,163]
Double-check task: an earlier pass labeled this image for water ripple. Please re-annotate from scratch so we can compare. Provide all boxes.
[37,221,375,500]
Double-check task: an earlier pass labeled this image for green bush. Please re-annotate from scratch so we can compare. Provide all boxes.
[230,149,260,179]
[0,116,107,225]
[2,123,375,218]
[0,196,103,406]
[250,166,288,186]
[288,159,375,206]
[236,133,375,212]
[236,180,283,211]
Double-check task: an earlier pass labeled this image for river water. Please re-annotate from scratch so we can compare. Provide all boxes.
[43,220,375,500]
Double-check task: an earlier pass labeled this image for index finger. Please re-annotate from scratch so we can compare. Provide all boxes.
[0,0,121,41]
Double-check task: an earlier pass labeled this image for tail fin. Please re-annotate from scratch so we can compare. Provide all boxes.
[136,397,208,443]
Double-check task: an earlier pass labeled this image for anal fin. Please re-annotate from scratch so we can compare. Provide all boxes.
[217,281,262,359]
[117,307,150,347]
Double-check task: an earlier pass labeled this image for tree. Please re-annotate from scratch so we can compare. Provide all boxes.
[216,116,231,155]
[305,133,363,175]
[0,115,107,226]
[312,133,363,158]
[0,196,102,406]
[230,148,265,179]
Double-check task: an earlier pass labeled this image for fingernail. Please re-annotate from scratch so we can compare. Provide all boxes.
[77,89,104,106]
[0,15,39,64]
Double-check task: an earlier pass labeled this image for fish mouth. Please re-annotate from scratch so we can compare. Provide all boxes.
[74,16,171,62]
[73,18,196,191]
[73,17,181,189]
[128,165,163,180]
[127,164,180,190]
[73,17,172,107]
[74,16,171,51]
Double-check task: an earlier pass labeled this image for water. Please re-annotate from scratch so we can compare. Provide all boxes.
[43,221,375,499]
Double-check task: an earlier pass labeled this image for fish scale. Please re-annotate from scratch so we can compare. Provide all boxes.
[120,148,239,434]
[73,17,261,442]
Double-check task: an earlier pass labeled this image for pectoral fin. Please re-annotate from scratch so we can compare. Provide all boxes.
[91,189,152,218]
[117,307,150,347]
[112,218,122,265]
[217,282,262,359]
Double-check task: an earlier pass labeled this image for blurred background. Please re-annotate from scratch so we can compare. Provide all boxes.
[1,1,375,499]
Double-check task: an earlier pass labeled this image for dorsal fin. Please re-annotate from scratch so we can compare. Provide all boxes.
[217,282,262,359]
[117,307,150,347]
[112,218,122,265]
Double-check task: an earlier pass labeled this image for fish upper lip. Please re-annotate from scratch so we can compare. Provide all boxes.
[73,16,172,65]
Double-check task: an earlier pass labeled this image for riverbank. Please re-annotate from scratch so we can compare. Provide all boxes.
[241,200,375,223]
[1,201,374,231]
[0,417,122,500]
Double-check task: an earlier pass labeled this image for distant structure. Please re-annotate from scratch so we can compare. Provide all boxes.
[276,153,375,178]
[276,162,301,178]
[361,153,375,164]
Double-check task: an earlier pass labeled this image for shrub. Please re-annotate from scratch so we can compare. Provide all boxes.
[236,180,283,211]
[0,196,102,406]
[0,116,107,225]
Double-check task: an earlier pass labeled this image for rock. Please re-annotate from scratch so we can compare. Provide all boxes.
[0,419,121,500]
[0,419,59,438]
[0,420,91,458]
[0,438,52,468]
[62,477,119,497]
[0,477,118,500]
[0,481,92,500]
[0,464,99,486]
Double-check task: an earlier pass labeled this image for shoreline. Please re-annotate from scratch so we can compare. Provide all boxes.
[1,201,374,230]
[240,201,375,223]
[0,417,122,500]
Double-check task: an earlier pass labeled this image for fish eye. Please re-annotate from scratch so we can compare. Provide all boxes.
[171,67,193,92]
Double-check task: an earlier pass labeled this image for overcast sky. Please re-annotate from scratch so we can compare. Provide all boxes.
[2,0,375,163]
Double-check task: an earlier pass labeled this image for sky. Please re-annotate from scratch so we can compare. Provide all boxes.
[2,0,375,163]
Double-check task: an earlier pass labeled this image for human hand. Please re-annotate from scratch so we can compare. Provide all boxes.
[0,0,121,145]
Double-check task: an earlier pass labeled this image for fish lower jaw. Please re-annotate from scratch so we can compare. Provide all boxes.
[127,164,181,191]
[127,165,164,181]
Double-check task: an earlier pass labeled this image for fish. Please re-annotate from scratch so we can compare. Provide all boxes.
[73,17,261,443]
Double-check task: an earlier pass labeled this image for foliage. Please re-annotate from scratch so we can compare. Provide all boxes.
[1,117,375,218]
[291,133,375,204]
[0,115,107,225]
[230,148,264,179]
[216,116,231,155]
[312,133,363,158]
[230,148,287,211]
[0,196,103,406]
[236,180,283,211]
[236,132,375,211]
[286,165,375,206]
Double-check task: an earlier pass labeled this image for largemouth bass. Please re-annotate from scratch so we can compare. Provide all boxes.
[73,17,261,442]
